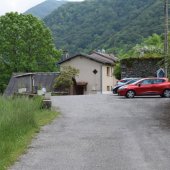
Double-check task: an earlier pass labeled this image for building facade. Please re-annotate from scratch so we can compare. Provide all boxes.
[58,51,118,94]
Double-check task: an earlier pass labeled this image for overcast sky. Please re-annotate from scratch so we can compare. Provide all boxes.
[0,0,84,16]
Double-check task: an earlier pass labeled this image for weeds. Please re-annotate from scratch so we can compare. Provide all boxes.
[0,96,58,170]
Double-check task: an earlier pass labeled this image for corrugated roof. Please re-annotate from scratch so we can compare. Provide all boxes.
[14,73,35,78]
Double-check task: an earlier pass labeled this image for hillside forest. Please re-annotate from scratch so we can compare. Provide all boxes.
[44,0,164,55]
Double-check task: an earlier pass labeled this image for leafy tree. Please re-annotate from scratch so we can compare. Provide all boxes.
[113,63,121,80]
[0,12,61,92]
[54,66,79,92]
[117,33,164,59]
[132,33,163,57]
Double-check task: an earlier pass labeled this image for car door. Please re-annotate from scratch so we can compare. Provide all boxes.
[152,78,166,94]
[136,79,153,95]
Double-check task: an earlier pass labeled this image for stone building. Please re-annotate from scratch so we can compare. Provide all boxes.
[121,57,163,78]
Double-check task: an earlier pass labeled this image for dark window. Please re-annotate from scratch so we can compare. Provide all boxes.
[153,79,165,84]
[93,69,98,74]
[141,79,153,85]
[107,67,110,76]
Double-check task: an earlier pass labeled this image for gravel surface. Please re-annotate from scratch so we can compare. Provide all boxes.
[10,95,170,170]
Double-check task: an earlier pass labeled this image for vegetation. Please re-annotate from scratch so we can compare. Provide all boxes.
[54,66,79,92]
[114,33,165,78]
[119,33,164,59]
[0,96,59,170]
[44,0,164,55]
[24,0,67,19]
[113,63,121,80]
[0,12,61,93]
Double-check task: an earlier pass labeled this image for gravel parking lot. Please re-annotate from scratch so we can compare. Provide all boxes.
[10,94,170,170]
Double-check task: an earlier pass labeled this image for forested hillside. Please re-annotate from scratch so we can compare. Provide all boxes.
[24,0,67,18]
[44,0,164,55]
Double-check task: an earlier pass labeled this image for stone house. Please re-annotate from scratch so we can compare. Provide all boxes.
[58,51,118,94]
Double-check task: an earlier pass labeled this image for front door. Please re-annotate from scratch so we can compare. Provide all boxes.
[76,85,84,95]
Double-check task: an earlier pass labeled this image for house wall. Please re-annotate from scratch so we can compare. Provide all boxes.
[60,56,101,94]
[60,56,117,94]
[102,65,117,94]
[121,58,163,78]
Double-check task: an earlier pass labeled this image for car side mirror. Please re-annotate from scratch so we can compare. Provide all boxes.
[138,83,141,87]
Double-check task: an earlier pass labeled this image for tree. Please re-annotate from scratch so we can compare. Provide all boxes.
[54,66,79,92]
[132,34,163,57]
[0,12,61,92]
[113,63,121,80]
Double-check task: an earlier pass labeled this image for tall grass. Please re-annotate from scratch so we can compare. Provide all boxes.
[0,96,58,170]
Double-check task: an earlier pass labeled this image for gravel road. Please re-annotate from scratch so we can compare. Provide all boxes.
[10,95,170,170]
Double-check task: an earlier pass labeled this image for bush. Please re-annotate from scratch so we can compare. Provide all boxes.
[114,63,121,80]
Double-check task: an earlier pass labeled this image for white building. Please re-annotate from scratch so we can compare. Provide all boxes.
[58,51,118,95]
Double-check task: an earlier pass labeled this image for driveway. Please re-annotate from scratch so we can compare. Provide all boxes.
[10,95,170,170]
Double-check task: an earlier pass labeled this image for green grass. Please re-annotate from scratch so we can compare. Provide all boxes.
[0,96,59,170]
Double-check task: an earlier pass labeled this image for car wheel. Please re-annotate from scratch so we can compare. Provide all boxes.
[163,89,170,98]
[126,90,135,98]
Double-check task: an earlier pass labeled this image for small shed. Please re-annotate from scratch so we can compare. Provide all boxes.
[4,72,59,96]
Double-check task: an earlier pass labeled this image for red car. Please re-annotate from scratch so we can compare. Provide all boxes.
[118,77,170,98]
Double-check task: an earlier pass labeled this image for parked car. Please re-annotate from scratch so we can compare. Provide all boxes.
[112,78,141,94]
[118,77,170,98]
[116,78,134,86]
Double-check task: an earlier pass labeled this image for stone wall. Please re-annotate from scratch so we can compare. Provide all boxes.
[121,57,163,78]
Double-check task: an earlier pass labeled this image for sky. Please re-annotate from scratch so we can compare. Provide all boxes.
[0,0,84,16]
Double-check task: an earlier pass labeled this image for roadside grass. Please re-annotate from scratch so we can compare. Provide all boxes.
[0,96,59,170]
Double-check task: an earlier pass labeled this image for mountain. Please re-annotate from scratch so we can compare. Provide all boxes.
[24,0,67,19]
[44,0,164,55]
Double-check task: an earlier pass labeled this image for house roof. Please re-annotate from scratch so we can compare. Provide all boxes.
[90,51,119,62]
[14,73,35,78]
[58,51,119,65]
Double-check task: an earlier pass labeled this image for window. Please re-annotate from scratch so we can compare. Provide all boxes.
[107,86,110,91]
[107,67,110,76]
[93,69,98,74]
[153,79,165,84]
[141,79,153,85]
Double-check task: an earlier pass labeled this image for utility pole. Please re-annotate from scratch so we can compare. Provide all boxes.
[164,0,168,77]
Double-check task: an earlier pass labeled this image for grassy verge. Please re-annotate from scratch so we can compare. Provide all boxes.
[0,96,59,170]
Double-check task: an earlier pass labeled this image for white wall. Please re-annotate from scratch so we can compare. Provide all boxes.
[61,56,102,94]
[102,65,117,94]
[61,56,117,94]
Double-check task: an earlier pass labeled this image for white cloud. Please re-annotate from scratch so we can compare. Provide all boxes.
[0,0,84,16]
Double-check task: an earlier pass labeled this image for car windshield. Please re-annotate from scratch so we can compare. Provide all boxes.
[131,79,143,85]
[117,78,133,85]
[126,79,140,85]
